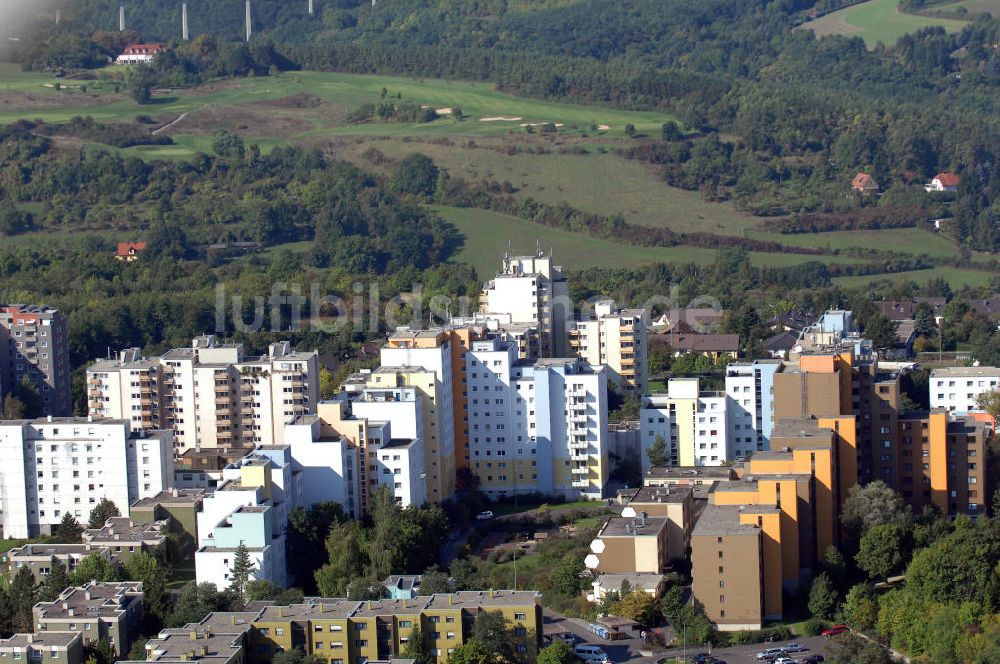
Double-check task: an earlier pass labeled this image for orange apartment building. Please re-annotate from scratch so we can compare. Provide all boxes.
[693,418,845,629]
[896,410,988,516]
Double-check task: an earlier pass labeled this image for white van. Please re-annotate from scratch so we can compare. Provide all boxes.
[573,645,608,661]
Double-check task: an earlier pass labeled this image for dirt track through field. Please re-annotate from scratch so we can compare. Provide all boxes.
[153,111,190,135]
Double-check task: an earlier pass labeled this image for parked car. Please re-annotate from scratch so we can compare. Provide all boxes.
[574,645,608,661]
[755,648,786,661]
[801,656,825,663]
[774,658,798,664]
[691,656,727,664]
[782,643,808,652]
[821,624,849,637]
[475,510,494,520]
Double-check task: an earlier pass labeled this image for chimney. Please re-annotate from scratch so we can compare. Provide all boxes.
[189,631,197,641]
[182,3,189,40]
[308,0,313,16]
[119,5,125,31]
[638,512,647,527]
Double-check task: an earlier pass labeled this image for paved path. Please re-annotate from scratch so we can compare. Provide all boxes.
[153,111,190,135]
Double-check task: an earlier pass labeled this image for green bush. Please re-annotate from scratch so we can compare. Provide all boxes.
[801,618,826,636]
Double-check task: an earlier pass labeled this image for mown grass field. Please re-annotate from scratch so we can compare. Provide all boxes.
[833,266,994,289]
[748,227,963,259]
[432,205,864,275]
[935,0,1000,14]
[0,65,680,154]
[802,0,968,47]
[344,139,749,235]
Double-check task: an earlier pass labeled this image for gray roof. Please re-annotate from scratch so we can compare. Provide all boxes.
[692,505,762,536]
[35,582,144,622]
[930,366,1000,378]
[599,516,668,537]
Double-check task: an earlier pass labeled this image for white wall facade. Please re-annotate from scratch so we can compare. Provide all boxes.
[0,419,173,539]
[930,368,1000,414]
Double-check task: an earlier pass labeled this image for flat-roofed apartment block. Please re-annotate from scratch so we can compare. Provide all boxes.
[127,611,259,664]
[639,378,732,468]
[130,489,207,558]
[614,485,694,562]
[4,543,112,581]
[643,466,737,488]
[568,300,648,394]
[0,305,72,416]
[690,504,766,631]
[34,581,144,654]
[464,337,610,499]
[693,418,847,629]
[195,449,298,588]
[481,248,570,358]
[251,591,541,664]
[896,410,989,517]
[929,366,1000,414]
[0,418,173,539]
[585,515,670,574]
[82,516,168,558]
[86,336,318,452]
[0,632,84,664]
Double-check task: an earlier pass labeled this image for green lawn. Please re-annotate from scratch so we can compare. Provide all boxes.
[935,0,1000,14]
[0,539,27,555]
[0,65,681,146]
[434,205,862,275]
[802,0,969,47]
[833,266,994,289]
[748,227,963,259]
[346,140,750,235]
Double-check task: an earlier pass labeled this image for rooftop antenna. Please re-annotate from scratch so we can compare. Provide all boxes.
[245,0,252,42]
[119,5,125,31]
[182,3,189,40]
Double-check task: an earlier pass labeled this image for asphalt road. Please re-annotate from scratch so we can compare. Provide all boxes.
[543,609,836,664]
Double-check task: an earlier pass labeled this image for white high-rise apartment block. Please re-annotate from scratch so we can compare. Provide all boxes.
[379,334,456,500]
[465,336,609,499]
[195,447,298,589]
[481,248,570,357]
[724,360,781,458]
[640,378,733,468]
[0,418,173,539]
[87,336,319,452]
[569,299,647,393]
[929,367,1000,414]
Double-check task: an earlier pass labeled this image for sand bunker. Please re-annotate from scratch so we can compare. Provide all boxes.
[519,122,564,128]
[479,116,522,122]
[598,124,610,130]
[436,108,454,114]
